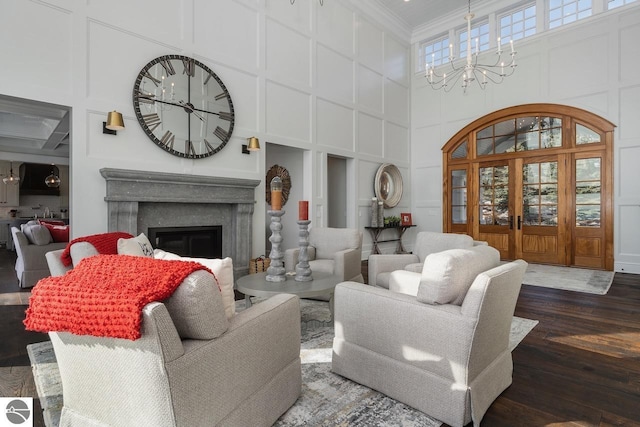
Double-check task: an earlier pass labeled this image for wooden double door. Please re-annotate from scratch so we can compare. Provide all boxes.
[472,152,608,269]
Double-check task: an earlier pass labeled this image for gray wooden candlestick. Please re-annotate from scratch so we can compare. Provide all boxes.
[295,219,313,282]
[266,210,286,282]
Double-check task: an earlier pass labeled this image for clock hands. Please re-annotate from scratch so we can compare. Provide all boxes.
[136,93,227,118]
[178,101,205,122]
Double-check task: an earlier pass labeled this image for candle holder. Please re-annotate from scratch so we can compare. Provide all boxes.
[266,210,286,282]
[295,220,313,282]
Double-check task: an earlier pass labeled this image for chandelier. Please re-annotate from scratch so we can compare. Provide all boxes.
[2,162,20,185]
[426,0,517,93]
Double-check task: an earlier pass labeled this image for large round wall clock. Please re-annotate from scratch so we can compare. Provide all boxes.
[132,54,235,159]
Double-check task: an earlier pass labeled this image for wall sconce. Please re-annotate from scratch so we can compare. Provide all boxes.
[103,110,125,135]
[242,137,261,154]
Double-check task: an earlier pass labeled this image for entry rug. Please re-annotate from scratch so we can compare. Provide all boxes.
[523,263,614,295]
[26,313,537,427]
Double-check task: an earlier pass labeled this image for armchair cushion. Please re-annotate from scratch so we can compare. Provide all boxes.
[417,245,500,306]
[310,227,360,259]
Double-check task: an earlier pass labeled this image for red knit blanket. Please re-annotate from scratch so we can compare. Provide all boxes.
[60,232,134,267]
[24,255,211,340]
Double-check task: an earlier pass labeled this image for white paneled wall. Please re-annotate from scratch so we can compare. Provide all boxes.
[410,4,640,273]
[0,0,410,258]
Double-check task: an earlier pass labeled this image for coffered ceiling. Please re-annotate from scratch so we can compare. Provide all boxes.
[0,94,70,160]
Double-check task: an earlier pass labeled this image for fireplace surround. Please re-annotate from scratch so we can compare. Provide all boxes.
[100,168,260,277]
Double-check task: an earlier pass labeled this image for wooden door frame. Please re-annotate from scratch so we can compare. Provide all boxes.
[442,103,615,270]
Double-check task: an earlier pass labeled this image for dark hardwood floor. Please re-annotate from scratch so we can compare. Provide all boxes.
[1,248,639,426]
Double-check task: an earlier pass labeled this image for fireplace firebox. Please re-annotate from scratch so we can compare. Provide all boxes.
[148,226,222,258]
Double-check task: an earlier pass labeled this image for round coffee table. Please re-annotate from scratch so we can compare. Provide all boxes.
[236,271,341,321]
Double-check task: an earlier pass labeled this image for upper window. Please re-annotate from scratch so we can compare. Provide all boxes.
[458,21,490,58]
[420,35,451,70]
[476,116,563,155]
[499,4,537,42]
[549,0,592,29]
[608,0,637,9]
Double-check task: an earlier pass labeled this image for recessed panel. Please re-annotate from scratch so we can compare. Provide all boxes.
[316,98,354,150]
[384,122,409,163]
[358,113,383,157]
[266,19,311,88]
[620,205,640,255]
[385,79,409,124]
[384,36,409,85]
[619,86,640,140]
[620,14,640,83]
[413,165,441,206]
[317,1,354,56]
[358,17,383,73]
[358,65,383,113]
[265,81,311,142]
[317,45,354,104]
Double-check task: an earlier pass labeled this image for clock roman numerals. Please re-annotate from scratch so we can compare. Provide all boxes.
[160,131,175,150]
[135,91,155,104]
[214,92,228,101]
[214,126,228,142]
[143,72,162,87]
[218,111,233,121]
[204,139,215,154]
[158,58,176,76]
[204,73,213,85]
[185,140,196,157]
[142,113,161,132]
[182,58,195,77]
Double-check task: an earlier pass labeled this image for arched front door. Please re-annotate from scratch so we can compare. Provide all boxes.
[443,104,614,270]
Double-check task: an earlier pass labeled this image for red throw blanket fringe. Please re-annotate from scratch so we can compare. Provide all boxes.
[24,255,212,340]
[60,232,134,267]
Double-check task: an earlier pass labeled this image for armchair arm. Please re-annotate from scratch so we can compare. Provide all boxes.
[367,253,419,286]
[284,247,316,272]
[334,247,363,282]
[333,282,474,379]
[388,270,421,296]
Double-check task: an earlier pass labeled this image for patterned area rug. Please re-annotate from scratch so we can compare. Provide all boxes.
[522,263,614,295]
[27,301,537,427]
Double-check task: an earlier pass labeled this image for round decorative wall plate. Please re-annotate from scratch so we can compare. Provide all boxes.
[266,165,291,207]
[374,163,403,208]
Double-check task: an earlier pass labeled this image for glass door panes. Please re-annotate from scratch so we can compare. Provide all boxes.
[451,170,467,224]
[523,161,558,225]
[576,157,601,227]
[576,124,601,144]
[479,166,509,225]
[476,116,562,156]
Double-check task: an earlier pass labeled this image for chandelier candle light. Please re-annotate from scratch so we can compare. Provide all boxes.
[426,0,517,93]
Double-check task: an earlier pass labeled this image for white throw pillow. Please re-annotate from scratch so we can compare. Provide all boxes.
[154,249,235,319]
[417,245,500,305]
[22,224,52,246]
[117,233,154,257]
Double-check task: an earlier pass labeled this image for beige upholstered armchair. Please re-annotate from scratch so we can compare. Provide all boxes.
[368,231,487,288]
[11,226,67,288]
[333,245,527,427]
[45,249,302,427]
[284,227,364,283]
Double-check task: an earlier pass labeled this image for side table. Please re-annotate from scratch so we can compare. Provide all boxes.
[365,225,416,254]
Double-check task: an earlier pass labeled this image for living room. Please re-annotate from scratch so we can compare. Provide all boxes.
[1,0,640,426]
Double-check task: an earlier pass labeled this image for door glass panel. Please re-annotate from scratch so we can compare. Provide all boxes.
[451,169,467,224]
[494,119,516,136]
[451,141,468,159]
[479,166,509,225]
[576,124,601,144]
[575,158,601,227]
[495,135,516,154]
[522,161,558,226]
[477,138,493,156]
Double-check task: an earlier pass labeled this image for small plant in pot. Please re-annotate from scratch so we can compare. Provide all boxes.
[9,209,17,218]
[383,216,401,227]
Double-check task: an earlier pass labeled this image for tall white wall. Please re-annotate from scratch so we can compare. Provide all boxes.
[410,4,640,273]
[0,0,411,259]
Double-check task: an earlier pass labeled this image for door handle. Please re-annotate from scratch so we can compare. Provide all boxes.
[517,215,522,230]
[509,216,514,230]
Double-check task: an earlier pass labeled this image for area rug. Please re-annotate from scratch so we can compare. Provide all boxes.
[26,301,537,427]
[522,263,614,295]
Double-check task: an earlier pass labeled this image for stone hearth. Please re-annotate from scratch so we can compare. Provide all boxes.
[100,168,260,277]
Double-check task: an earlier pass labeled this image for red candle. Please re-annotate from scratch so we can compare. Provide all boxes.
[299,200,309,220]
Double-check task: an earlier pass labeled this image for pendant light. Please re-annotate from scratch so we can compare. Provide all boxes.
[3,162,20,185]
[45,164,61,188]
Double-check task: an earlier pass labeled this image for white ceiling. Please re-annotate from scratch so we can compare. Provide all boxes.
[375,0,470,30]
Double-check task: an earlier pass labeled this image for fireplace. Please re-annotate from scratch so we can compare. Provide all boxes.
[101,168,260,277]
[148,226,222,258]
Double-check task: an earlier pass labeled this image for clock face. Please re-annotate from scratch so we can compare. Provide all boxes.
[132,55,235,159]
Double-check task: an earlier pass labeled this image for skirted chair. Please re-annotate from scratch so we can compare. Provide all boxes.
[332,245,527,427]
[43,245,302,427]
[284,227,364,283]
[368,231,487,288]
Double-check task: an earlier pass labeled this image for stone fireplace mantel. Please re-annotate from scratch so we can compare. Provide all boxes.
[100,168,260,277]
